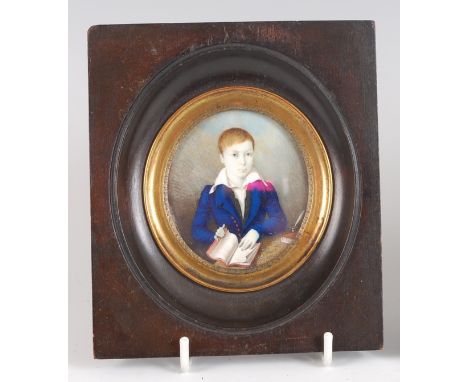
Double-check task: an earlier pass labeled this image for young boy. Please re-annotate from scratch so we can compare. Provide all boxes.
[191,127,287,253]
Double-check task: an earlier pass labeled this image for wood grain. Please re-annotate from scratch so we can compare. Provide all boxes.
[88,21,382,358]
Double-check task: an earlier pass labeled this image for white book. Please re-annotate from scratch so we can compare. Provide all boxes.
[206,232,261,268]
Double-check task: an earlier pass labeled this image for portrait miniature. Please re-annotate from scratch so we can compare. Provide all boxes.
[91,23,381,358]
[143,86,332,292]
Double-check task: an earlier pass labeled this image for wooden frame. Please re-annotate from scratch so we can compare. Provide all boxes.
[88,21,382,358]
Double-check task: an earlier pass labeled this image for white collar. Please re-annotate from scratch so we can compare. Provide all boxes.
[209,168,266,194]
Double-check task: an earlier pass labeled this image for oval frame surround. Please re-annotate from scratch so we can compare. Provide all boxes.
[110,43,361,332]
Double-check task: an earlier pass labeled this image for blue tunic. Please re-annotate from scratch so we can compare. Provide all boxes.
[191,180,287,245]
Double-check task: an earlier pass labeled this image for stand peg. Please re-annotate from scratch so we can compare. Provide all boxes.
[179,337,190,372]
[323,332,333,366]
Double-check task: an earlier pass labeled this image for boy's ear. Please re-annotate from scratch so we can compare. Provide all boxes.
[219,153,225,164]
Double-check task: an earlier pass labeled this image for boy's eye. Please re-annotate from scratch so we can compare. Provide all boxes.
[232,153,238,157]
[246,153,252,157]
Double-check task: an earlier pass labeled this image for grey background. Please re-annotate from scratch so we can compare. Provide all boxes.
[168,110,308,250]
[69,0,399,374]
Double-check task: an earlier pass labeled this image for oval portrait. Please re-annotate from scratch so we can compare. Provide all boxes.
[144,86,332,292]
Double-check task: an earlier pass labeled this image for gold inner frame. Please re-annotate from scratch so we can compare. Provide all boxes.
[143,86,333,292]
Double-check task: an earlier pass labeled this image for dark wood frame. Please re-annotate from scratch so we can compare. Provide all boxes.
[88,21,382,358]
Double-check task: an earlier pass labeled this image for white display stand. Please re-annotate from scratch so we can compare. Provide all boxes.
[178,331,333,372]
[179,337,190,373]
[323,331,333,366]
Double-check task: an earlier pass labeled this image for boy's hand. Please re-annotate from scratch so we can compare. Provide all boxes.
[239,229,259,250]
[214,224,226,240]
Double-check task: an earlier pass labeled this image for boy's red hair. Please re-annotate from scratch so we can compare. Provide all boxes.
[218,128,255,153]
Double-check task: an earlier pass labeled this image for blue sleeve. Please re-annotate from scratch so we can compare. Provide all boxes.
[191,186,215,245]
[251,187,287,236]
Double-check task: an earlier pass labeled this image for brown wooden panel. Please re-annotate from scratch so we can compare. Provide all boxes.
[88,21,382,358]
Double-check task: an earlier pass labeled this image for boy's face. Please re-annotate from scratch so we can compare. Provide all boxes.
[220,140,254,180]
